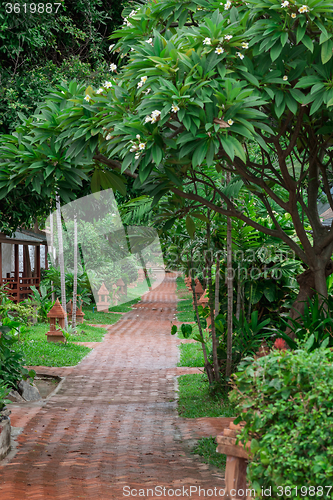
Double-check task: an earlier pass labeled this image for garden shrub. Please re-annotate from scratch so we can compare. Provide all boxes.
[0,332,35,389]
[229,347,333,499]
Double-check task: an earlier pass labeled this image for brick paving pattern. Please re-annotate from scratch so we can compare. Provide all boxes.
[0,274,228,499]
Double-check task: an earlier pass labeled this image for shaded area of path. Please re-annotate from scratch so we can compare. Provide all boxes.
[0,273,228,499]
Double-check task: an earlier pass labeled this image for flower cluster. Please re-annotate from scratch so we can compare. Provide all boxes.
[103,81,113,89]
[242,42,249,49]
[137,75,148,89]
[129,135,146,159]
[109,44,115,51]
[203,37,211,45]
[144,110,161,123]
[224,34,233,41]
[281,1,289,6]
[146,37,153,46]
[223,1,232,10]
[123,17,132,27]
[110,63,117,72]
[298,4,310,13]
[236,52,244,60]
[96,88,104,94]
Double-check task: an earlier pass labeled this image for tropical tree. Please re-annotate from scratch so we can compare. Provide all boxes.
[2,0,333,324]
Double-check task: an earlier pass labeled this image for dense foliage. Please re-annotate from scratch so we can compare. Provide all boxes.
[230,347,333,498]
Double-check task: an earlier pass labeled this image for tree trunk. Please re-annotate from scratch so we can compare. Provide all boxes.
[206,223,220,383]
[236,273,242,321]
[56,196,68,330]
[226,174,233,378]
[214,253,220,318]
[286,261,333,338]
[50,211,55,302]
[72,213,78,331]
[190,256,214,385]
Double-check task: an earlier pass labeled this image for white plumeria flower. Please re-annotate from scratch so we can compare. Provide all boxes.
[146,38,153,45]
[103,81,112,88]
[139,143,146,150]
[281,1,289,6]
[227,119,234,126]
[137,81,144,89]
[215,47,224,55]
[115,48,121,53]
[129,9,136,17]
[171,104,180,113]
[135,153,140,160]
[236,52,245,60]
[84,95,91,102]
[203,37,212,45]
[145,116,152,123]
[151,116,158,123]
[151,110,161,118]
[144,88,151,95]
[131,47,135,51]
[96,88,104,94]
[109,44,115,51]
[130,145,138,152]
[298,5,310,13]
[224,34,233,41]
[291,12,297,18]
[283,75,288,81]
[110,63,117,72]
[242,42,249,49]
[224,1,232,10]
[141,76,148,83]
[136,134,141,140]
[106,134,112,140]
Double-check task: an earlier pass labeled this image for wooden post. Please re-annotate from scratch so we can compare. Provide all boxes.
[44,243,48,270]
[36,245,40,283]
[14,244,19,302]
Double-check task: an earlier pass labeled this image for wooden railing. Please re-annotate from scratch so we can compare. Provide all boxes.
[1,277,40,303]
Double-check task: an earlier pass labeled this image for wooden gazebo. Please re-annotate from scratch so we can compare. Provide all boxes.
[0,229,48,303]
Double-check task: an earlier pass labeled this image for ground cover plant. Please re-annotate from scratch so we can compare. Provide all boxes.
[82,307,122,325]
[192,436,227,471]
[230,346,333,499]
[109,297,140,313]
[178,343,205,368]
[177,373,234,419]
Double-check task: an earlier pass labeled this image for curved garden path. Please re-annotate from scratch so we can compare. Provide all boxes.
[0,273,229,499]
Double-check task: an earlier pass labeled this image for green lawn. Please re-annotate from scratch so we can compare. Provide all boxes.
[20,322,111,367]
[177,297,195,322]
[192,436,227,470]
[178,342,205,367]
[177,374,235,419]
[108,297,140,313]
[82,307,123,325]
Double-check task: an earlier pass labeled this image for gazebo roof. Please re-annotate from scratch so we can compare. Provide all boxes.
[47,298,67,318]
[116,278,125,286]
[98,282,109,295]
[194,282,204,295]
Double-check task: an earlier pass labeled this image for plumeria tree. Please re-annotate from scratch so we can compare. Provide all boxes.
[1,0,333,323]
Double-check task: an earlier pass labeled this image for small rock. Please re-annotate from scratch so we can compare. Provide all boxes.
[18,379,42,402]
[7,390,25,403]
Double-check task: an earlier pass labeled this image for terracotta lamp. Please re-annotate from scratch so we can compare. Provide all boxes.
[46,299,67,343]
[116,278,125,295]
[137,268,145,283]
[66,299,85,324]
[96,282,110,312]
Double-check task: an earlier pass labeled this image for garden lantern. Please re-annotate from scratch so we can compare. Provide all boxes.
[66,299,85,324]
[138,269,145,283]
[96,282,110,312]
[194,281,204,299]
[116,278,125,295]
[46,298,67,343]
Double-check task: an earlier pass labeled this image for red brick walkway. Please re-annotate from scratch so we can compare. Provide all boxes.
[0,274,229,499]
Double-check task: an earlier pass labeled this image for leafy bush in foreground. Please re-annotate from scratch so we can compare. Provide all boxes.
[230,347,333,499]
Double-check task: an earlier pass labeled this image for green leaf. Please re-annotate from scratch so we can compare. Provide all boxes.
[270,42,283,62]
[91,170,101,194]
[302,35,314,52]
[191,212,209,223]
[192,141,208,167]
[186,215,196,239]
[321,39,333,64]
[152,144,163,165]
[171,325,177,335]
[296,25,306,44]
